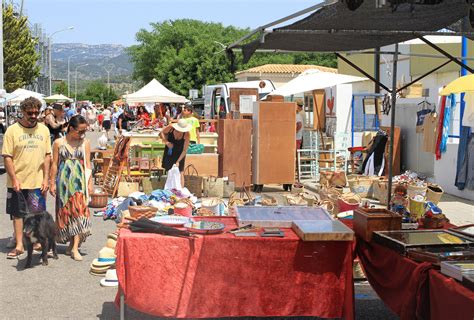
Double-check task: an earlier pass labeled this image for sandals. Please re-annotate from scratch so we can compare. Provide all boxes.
[6,249,25,259]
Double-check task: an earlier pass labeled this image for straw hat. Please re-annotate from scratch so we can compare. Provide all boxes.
[91,247,116,267]
[107,233,118,241]
[106,238,116,249]
[100,269,118,287]
[89,269,108,277]
[172,119,192,133]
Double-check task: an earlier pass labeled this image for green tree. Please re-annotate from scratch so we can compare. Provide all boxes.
[128,19,336,96]
[3,4,40,92]
[77,81,118,105]
[53,81,67,95]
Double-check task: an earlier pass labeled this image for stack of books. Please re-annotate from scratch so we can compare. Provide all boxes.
[440,260,474,290]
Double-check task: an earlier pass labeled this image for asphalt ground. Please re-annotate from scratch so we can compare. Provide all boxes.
[0,130,401,319]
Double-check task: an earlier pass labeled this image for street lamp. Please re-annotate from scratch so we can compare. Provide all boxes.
[48,26,74,95]
[74,64,88,102]
[67,51,85,98]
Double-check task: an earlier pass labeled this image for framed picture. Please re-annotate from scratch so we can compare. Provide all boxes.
[363,98,379,115]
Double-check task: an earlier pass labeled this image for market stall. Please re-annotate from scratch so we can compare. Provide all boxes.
[115,216,355,319]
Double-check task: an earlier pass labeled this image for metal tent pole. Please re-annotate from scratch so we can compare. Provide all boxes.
[387,43,399,210]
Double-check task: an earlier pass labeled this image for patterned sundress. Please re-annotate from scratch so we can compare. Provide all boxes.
[55,138,91,243]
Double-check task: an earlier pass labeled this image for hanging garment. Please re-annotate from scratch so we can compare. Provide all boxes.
[435,96,447,160]
[438,94,455,158]
[455,128,474,190]
[422,113,438,153]
[361,132,388,176]
[416,109,432,133]
[462,92,474,129]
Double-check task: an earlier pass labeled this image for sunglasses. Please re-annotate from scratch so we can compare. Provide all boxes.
[75,128,87,135]
[25,111,40,116]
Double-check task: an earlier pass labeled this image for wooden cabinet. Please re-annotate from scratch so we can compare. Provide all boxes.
[252,101,296,185]
[218,119,252,188]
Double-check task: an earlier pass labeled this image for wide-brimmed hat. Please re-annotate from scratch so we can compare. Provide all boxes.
[91,247,116,267]
[106,238,116,249]
[172,119,192,133]
[107,233,118,241]
[100,269,118,287]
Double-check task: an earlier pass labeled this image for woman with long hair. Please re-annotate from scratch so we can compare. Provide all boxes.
[49,115,92,261]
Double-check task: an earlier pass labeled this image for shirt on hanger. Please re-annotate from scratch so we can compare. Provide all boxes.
[422,112,438,154]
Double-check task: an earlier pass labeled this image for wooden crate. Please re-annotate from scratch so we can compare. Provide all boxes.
[354,208,402,242]
[252,101,296,185]
[218,119,252,188]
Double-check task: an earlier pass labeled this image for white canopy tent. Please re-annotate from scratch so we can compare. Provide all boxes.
[44,94,73,102]
[267,69,367,97]
[125,79,189,104]
[8,88,45,105]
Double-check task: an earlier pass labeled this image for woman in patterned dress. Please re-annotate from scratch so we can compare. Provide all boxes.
[49,115,92,261]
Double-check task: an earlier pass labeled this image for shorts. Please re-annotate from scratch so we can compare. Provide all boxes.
[6,188,46,219]
[103,120,111,130]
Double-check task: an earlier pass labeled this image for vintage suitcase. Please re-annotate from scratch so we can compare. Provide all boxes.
[353,208,402,242]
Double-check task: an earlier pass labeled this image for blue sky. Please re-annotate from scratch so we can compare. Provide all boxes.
[24,0,315,46]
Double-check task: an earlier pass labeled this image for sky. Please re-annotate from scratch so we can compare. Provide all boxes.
[23,0,315,46]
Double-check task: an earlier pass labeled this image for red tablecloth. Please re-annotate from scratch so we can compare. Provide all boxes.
[345,218,474,320]
[429,269,474,320]
[115,217,354,319]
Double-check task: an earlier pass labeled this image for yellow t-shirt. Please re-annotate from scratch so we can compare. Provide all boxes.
[2,122,52,189]
[184,117,200,142]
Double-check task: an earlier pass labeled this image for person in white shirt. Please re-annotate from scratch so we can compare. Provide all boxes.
[102,107,112,139]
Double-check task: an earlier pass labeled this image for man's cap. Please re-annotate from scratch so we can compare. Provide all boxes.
[296,99,304,107]
[52,103,63,111]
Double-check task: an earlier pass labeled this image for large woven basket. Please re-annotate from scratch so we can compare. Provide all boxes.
[347,175,375,198]
[128,206,158,219]
[89,189,108,208]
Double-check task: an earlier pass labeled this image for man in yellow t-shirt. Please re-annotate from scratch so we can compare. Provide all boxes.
[2,97,52,259]
[182,105,200,144]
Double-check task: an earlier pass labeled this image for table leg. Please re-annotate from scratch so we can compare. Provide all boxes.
[120,288,125,320]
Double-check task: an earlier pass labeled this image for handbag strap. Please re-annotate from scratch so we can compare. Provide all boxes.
[184,164,199,176]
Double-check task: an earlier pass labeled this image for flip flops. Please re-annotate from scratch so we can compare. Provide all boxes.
[6,249,25,259]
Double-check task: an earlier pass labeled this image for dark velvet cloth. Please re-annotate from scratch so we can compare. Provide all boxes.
[115,217,354,319]
[429,270,474,320]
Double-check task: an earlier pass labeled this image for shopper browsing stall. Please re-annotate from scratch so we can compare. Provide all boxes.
[160,119,191,187]
[182,104,200,144]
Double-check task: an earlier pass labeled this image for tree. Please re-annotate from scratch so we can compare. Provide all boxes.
[128,19,337,96]
[53,81,67,95]
[77,81,118,105]
[3,4,40,92]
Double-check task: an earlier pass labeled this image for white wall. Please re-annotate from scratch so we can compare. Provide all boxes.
[433,143,474,200]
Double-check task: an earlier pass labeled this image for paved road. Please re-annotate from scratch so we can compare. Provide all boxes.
[0,131,400,319]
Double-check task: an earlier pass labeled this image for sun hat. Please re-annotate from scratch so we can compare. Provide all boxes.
[89,263,113,275]
[107,233,118,241]
[296,99,304,107]
[100,269,118,287]
[91,247,116,267]
[106,238,117,249]
[172,119,192,133]
[89,269,108,277]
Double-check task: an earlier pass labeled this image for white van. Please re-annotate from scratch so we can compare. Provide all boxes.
[203,80,275,119]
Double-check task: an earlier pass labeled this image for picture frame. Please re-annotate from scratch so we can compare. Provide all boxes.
[363,98,379,115]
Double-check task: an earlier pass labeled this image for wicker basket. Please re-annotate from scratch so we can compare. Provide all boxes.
[347,175,375,198]
[407,183,427,198]
[89,190,108,208]
[426,184,444,205]
[128,206,158,219]
[184,165,203,198]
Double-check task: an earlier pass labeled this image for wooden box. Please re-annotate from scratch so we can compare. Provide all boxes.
[252,101,296,185]
[218,119,252,188]
[292,220,354,241]
[353,208,402,242]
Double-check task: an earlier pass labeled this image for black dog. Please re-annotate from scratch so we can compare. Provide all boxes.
[23,212,58,268]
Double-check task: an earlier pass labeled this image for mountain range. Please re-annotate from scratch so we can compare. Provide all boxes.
[51,43,134,83]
